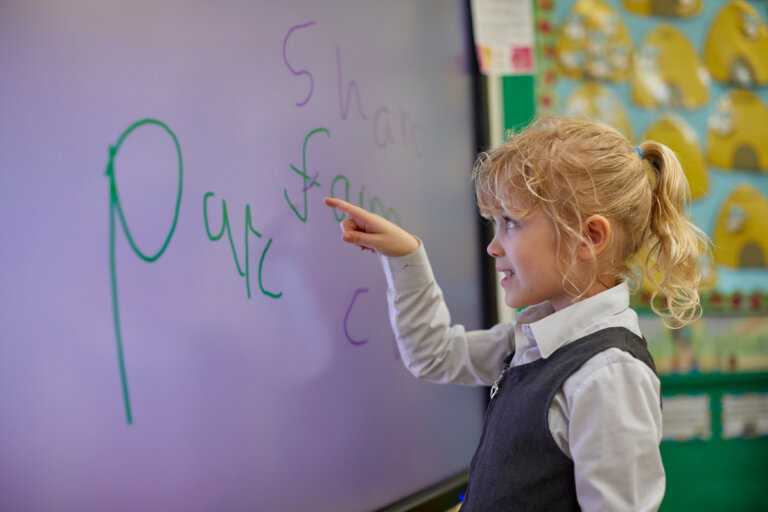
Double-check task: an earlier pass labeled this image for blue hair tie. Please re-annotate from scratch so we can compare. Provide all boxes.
[634,145,644,159]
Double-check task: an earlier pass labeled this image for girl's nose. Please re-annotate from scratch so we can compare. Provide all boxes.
[487,237,503,258]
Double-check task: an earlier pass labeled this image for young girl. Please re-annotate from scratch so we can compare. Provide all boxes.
[324,116,705,511]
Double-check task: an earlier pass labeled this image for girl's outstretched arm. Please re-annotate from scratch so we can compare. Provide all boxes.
[325,197,513,385]
[323,197,420,257]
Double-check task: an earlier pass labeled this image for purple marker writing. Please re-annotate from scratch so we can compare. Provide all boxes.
[283,21,317,107]
[302,171,320,193]
[344,287,369,346]
[336,46,367,121]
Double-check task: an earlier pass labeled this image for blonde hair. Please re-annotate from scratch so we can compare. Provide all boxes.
[473,116,708,327]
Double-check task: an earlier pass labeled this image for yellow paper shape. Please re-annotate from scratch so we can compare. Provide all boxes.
[623,0,702,18]
[708,89,768,171]
[631,25,709,109]
[704,1,768,86]
[564,81,633,140]
[557,0,632,82]
[713,184,768,268]
[645,115,708,199]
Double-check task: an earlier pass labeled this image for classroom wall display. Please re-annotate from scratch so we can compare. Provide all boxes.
[722,392,768,439]
[531,0,768,374]
[708,89,768,171]
[659,394,712,441]
[562,81,634,139]
[641,315,768,374]
[622,0,703,19]
[555,0,633,81]
[470,0,537,75]
[0,2,487,511]
[630,24,710,109]
[539,0,768,314]
[704,0,768,87]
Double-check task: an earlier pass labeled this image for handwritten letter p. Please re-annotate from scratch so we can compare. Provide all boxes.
[105,119,183,425]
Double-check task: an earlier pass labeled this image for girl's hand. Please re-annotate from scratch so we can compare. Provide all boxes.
[323,197,420,257]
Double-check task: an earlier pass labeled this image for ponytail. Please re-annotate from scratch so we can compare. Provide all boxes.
[639,141,709,327]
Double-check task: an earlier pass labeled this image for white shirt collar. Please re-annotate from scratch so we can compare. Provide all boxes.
[516,282,632,360]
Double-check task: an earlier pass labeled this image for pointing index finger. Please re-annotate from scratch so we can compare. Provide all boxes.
[323,197,367,219]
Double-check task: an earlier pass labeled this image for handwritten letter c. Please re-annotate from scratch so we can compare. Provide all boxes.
[344,288,369,346]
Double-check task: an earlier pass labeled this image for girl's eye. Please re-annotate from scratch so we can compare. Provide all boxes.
[491,215,518,232]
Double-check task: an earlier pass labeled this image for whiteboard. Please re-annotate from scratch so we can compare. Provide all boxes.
[0,1,486,510]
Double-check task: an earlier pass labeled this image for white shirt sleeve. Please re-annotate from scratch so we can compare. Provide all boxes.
[378,243,514,386]
[563,349,665,512]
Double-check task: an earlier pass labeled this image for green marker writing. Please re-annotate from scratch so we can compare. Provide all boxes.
[203,192,283,300]
[284,127,329,222]
[105,119,183,425]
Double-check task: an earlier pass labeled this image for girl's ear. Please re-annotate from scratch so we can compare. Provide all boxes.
[577,215,612,260]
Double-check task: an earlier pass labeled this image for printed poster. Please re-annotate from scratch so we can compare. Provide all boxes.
[472,0,536,75]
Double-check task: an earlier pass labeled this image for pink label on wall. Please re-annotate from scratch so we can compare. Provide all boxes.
[511,46,534,72]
